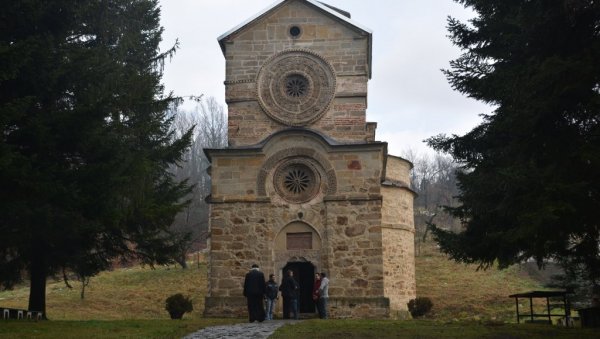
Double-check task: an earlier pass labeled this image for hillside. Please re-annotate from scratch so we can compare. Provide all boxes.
[0,263,207,320]
[416,241,549,322]
[0,245,548,322]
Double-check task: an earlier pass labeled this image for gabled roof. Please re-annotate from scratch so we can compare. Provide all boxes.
[217,0,373,78]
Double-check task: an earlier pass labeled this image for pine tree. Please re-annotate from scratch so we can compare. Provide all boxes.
[427,1,600,298]
[0,0,192,316]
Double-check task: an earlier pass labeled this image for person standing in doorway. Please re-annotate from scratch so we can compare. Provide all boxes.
[279,269,299,319]
[243,264,266,323]
[265,274,279,320]
[312,272,321,318]
[317,272,329,319]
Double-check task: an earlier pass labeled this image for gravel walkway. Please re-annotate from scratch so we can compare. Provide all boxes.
[182,320,300,339]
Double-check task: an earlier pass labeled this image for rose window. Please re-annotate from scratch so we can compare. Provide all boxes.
[274,161,320,203]
[256,49,336,126]
[285,75,308,98]
[284,168,310,193]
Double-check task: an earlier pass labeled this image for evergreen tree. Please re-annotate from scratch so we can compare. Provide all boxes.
[0,0,192,316]
[427,1,600,298]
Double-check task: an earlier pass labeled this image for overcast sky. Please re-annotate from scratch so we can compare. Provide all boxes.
[158,0,492,156]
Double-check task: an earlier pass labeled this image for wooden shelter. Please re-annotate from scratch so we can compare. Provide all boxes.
[508,290,571,326]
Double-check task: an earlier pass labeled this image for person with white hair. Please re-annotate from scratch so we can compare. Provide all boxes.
[317,272,329,319]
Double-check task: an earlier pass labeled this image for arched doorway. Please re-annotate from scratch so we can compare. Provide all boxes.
[274,221,322,314]
[283,261,315,313]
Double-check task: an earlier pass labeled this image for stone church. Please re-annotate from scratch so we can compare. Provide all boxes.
[204,0,416,318]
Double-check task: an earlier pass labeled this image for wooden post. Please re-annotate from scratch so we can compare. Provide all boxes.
[564,294,570,328]
[515,298,520,324]
[546,297,551,324]
[530,297,534,323]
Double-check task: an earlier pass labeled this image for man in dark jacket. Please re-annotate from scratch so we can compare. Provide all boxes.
[243,263,266,322]
[265,274,279,320]
[279,269,299,319]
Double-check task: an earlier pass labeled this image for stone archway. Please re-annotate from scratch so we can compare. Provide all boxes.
[274,221,322,252]
[273,221,322,314]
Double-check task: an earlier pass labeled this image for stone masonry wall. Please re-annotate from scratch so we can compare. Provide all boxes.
[211,155,263,201]
[380,155,416,317]
[204,201,270,317]
[381,185,414,232]
[323,198,390,318]
[382,224,416,317]
[205,198,392,318]
[205,133,389,318]
[223,0,371,145]
[210,133,385,202]
[227,97,369,146]
[205,200,328,317]
[385,155,412,185]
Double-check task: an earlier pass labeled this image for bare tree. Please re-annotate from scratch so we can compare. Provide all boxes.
[402,148,461,255]
[197,96,227,148]
[169,97,227,267]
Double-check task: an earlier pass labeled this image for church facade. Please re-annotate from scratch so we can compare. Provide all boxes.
[204,0,416,318]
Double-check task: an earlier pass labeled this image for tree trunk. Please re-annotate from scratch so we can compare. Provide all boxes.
[592,284,600,307]
[28,253,47,318]
[176,252,188,269]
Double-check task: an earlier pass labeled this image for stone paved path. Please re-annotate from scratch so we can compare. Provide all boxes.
[182,320,300,339]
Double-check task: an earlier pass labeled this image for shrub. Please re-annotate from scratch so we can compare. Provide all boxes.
[408,297,433,318]
[165,293,193,319]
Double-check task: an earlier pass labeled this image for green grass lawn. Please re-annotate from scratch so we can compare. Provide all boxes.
[271,319,598,339]
[2,319,596,339]
[0,318,241,339]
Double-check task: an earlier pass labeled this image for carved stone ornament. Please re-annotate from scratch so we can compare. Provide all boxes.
[274,159,321,203]
[256,49,336,126]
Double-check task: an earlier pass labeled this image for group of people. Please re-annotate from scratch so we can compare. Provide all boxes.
[242,264,329,322]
